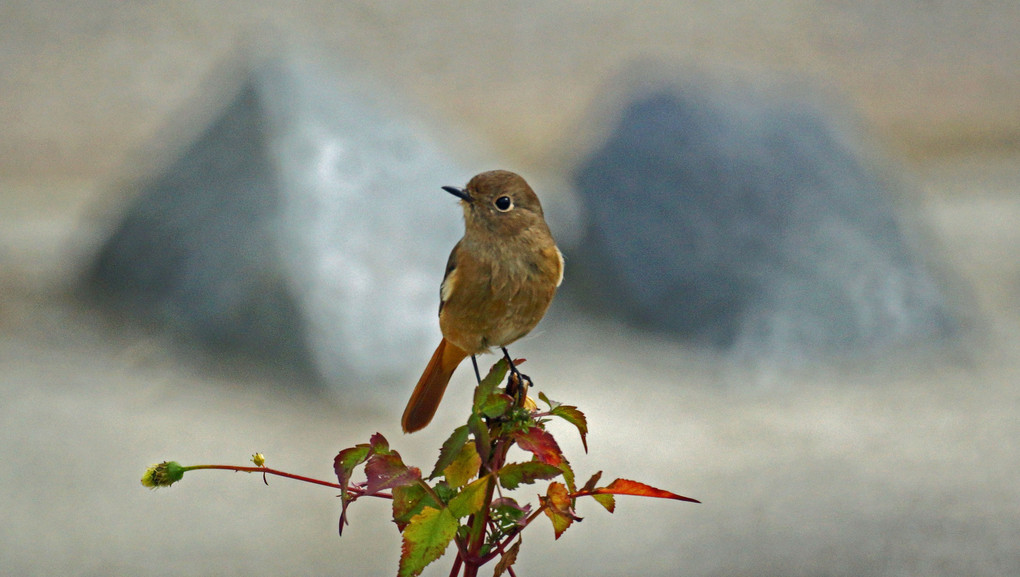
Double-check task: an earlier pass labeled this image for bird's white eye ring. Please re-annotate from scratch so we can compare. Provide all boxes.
[494,196,513,212]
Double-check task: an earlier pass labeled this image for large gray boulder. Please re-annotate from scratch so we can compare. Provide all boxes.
[571,78,956,361]
[85,56,469,393]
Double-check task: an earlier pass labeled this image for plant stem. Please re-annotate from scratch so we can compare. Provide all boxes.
[448,554,463,577]
[182,465,391,498]
[461,474,497,577]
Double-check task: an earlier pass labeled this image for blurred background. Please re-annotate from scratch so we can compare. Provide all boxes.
[2,1,1017,576]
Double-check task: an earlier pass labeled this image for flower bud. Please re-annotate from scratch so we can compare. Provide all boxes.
[141,461,186,488]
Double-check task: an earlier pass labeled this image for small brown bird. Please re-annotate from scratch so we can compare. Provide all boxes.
[401,170,563,433]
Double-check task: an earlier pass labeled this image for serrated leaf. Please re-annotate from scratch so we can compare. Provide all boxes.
[580,471,603,492]
[443,440,481,488]
[541,481,578,539]
[369,432,391,455]
[334,443,372,535]
[432,480,458,504]
[468,414,491,464]
[392,483,439,532]
[399,507,458,577]
[558,455,576,493]
[491,497,530,521]
[334,444,371,491]
[498,461,562,490]
[595,478,700,503]
[478,393,513,419]
[513,426,562,467]
[550,404,588,453]
[591,493,616,513]
[538,391,558,410]
[493,538,522,577]
[447,476,490,518]
[429,425,470,479]
[473,358,508,412]
[365,452,421,495]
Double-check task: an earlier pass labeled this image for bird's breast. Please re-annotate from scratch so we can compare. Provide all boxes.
[439,239,560,354]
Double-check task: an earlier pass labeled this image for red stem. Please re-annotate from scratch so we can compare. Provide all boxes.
[184,465,392,499]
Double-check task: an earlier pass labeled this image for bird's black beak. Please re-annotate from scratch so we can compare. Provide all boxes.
[442,185,472,202]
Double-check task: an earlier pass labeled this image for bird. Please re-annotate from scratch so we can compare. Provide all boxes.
[401,170,563,433]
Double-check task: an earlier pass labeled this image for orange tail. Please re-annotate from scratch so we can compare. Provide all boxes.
[402,338,470,433]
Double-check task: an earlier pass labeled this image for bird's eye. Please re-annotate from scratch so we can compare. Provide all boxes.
[494,196,513,212]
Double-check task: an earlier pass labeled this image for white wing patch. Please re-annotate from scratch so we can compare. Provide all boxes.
[555,247,565,287]
[440,266,458,305]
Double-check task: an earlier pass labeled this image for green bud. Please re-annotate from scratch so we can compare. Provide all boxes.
[141,461,187,488]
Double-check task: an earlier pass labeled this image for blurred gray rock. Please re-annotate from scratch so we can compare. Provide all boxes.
[572,79,955,361]
[85,56,468,391]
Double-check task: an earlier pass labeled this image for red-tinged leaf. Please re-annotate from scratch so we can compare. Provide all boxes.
[498,461,562,490]
[541,481,580,539]
[365,452,421,495]
[443,441,481,488]
[399,506,458,577]
[595,478,700,503]
[334,444,371,491]
[591,493,616,513]
[491,497,531,521]
[545,481,570,510]
[429,425,469,479]
[392,483,439,532]
[369,432,391,455]
[493,538,522,577]
[335,443,373,536]
[581,471,603,492]
[513,426,563,467]
[447,476,490,518]
[538,392,588,451]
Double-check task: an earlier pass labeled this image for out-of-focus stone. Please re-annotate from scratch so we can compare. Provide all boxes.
[84,56,469,393]
[572,77,956,361]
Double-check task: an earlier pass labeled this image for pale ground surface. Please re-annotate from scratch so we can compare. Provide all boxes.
[2,2,1019,575]
[1,155,1017,575]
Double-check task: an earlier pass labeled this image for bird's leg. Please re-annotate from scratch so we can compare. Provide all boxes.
[501,347,531,400]
[471,355,482,384]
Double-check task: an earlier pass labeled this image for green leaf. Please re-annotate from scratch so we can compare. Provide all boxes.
[591,493,616,513]
[447,476,490,518]
[513,426,563,467]
[473,358,508,412]
[429,425,470,479]
[538,392,588,452]
[490,497,530,525]
[478,392,513,420]
[443,441,481,488]
[432,480,458,504]
[399,506,458,577]
[333,444,371,492]
[334,443,373,533]
[558,455,576,494]
[498,461,563,490]
[551,404,588,453]
[468,414,491,464]
[538,391,558,410]
[392,483,439,532]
